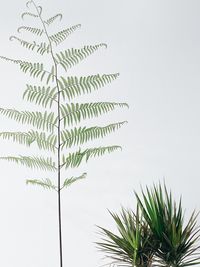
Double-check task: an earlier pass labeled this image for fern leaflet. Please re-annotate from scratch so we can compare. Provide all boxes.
[55,44,107,71]
[62,146,121,168]
[26,178,57,191]
[49,24,81,46]
[18,26,44,36]
[23,84,57,108]
[21,12,39,19]
[61,121,127,149]
[45,14,63,26]
[0,108,57,132]
[60,102,129,127]
[61,172,87,190]
[0,155,57,171]
[58,73,120,100]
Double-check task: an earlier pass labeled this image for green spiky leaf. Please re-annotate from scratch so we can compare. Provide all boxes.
[60,102,129,127]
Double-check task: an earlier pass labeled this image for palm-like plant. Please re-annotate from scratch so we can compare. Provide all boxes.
[0,1,128,267]
[135,183,200,267]
[97,206,155,267]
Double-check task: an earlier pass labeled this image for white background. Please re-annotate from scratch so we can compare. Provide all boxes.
[0,0,200,267]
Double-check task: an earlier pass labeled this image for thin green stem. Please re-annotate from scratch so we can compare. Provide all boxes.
[31,1,63,267]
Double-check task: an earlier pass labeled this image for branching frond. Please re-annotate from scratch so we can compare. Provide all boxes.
[0,155,57,171]
[10,36,50,55]
[55,43,107,71]
[0,130,57,152]
[60,102,129,127]
[26,178,57,191]
[61,172,87,190]
[17,26,44,36]
[0,108,57,132]
[23,84,57,108]
[45,14,63,26]
[62,146,121,168]
[60,121,127,149]
[58,73,120,101]
[21,12,39,19]
[49,24,81,46]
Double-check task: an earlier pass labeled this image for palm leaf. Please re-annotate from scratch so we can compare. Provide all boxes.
[23,84,57,108]
[60,121,127,149]
[61,172,87,190]
[26,178,57,191]
[0,155,57,171]
[62,145,121,168]
[60,102,129,127]
[58,73,120,100]
[55,43,107,71]
[0,108,57,132]
[49,24,81,45]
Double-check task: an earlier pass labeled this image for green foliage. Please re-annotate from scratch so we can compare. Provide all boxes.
[23,84,57,108]
[61,172,87,190]
[97,206,155,267]
[26,178,57,190]
[0,155,56,171]
[60,102,128,127]
[0,0,127,192]
[55,44,107,71]
[135,183,200,267]
[62,146,121,168]
[60,122,127,149]
[58,73,120,101]
[0,108,57,132]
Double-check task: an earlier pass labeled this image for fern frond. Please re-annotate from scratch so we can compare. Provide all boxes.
[0,130,57,152]
[0,155,57,171]
[26,1,32,8]
[58,73,120,101]
[18,26,44,36]
[62,146,121,168]
[10,36,50,55]
[61,121,127,149]
[55,44,107,71]
[23,84,57,108]
[21,12,39,19]
[49,24,81,46]
[0,55,22,64]
[0,108,57,132]
[60,102,129,127]
[45,14,63,26]
[26,178,57,191]
[61,172,87,190]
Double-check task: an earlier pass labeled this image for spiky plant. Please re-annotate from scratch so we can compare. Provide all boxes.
[0,1,128,267]
[96,206,155,267]
[135,183,200,267]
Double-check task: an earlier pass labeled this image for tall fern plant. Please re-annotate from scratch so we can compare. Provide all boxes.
[0,1,128,267]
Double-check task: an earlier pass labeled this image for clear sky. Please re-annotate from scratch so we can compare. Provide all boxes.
[0,0,200,267]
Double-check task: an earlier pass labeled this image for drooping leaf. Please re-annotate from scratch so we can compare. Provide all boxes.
[60,102,129,127]
[57,73,120,101]
[55,43,107,71]
[0,155,57,171]
[60,121,127,149]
